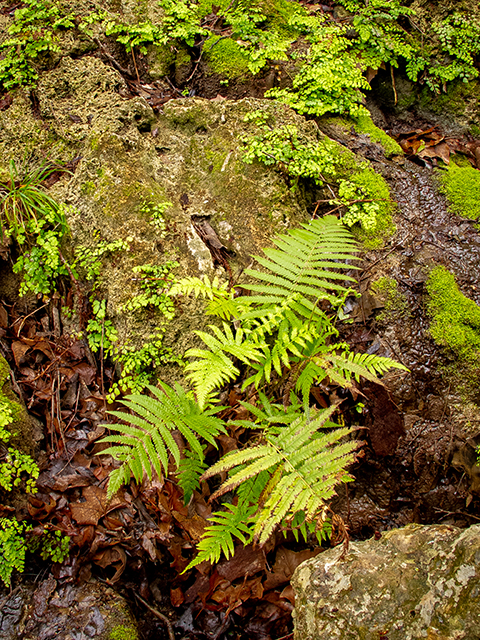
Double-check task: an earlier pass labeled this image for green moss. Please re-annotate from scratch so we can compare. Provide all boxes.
[109,624,139,640]
[469,124,480,138]
[203,37,251,79]
[371,277,409,321]
[437,161,480,222]
[353,114,403,157]
[426,266,480,362]
[175,46,191,69]
[81,181,96,195]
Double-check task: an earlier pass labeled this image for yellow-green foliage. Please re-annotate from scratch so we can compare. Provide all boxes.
[426,266,480,362]
[344,165,396,249]
[371,276,409,321]
[437,161,480,222]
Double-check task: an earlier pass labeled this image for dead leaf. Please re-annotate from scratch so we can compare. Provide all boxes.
[92,545,126,583]
[0,304,8,328]
[172,510,207,542]
[170,587,185,607]
[11,341,30,366]
[70,485,125,525]
[264,546,321,590]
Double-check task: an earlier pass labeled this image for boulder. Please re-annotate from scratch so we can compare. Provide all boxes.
[293,523,480,640]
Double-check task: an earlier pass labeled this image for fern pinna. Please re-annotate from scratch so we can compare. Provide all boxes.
[186,401,357,569]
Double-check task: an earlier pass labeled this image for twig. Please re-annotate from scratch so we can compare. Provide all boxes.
[433,507,480,522]
[134,593,175,640]
[164,76,183,96]
[93,37,133,77]
[13,302,49,337]
[131,47,140,83]
[390,64,398,105]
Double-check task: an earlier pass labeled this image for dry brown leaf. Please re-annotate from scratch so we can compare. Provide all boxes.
[170,587,185,607]
[70,485,125,525]
[172,510,207,542]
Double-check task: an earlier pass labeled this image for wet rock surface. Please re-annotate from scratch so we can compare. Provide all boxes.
[292,523,480,640]
[0,576,138,640]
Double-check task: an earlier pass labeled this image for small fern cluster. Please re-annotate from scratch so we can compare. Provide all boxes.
[100,216,407,567]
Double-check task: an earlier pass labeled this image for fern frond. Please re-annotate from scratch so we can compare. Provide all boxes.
[203,406,358,545]
[170,276,250,320]
[243,216,360,318]
[184,502,255,570]
[170,275,228,300]
[99,382,226,497]
[324,351,409,383]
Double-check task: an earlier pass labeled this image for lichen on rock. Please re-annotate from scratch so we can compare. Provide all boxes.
[292,523,480,640]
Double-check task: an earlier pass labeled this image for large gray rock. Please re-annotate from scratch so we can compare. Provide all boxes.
[293,524,480,640]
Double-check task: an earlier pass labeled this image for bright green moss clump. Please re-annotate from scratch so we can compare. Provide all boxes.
[203,37,251,79]
[346,166,396,249]
[109,625,139,640]
[437,161,480,222]
[353,114,403,157]
[426,266,480,361]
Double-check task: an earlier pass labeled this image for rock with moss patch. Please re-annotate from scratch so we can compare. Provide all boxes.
[0,355,38,458]
[2,577,139,640]
[293,523,480,640]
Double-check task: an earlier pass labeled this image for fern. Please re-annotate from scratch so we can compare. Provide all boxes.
[171,275,251,320]
[185,502,256,570]
[100,382,226,496]
[295,344,409,404]
[177,449,207,504]
[203,405,358,545]
[185,323,264,408]
[243,216,361,318]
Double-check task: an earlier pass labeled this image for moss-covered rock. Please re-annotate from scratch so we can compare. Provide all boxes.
[0,355,36,458]
[319,114,403,158]
[2,577,139,640]
[426,265,480,362]
[0,54,395,388]
[293,523,480,640]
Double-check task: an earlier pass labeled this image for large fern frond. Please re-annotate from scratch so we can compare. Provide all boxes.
[203,406,358,544]
[294,344,409,405]
[99,382,226,496]
[243,216,360,318]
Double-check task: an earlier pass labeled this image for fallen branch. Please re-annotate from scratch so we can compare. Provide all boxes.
[134,593,175,640]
